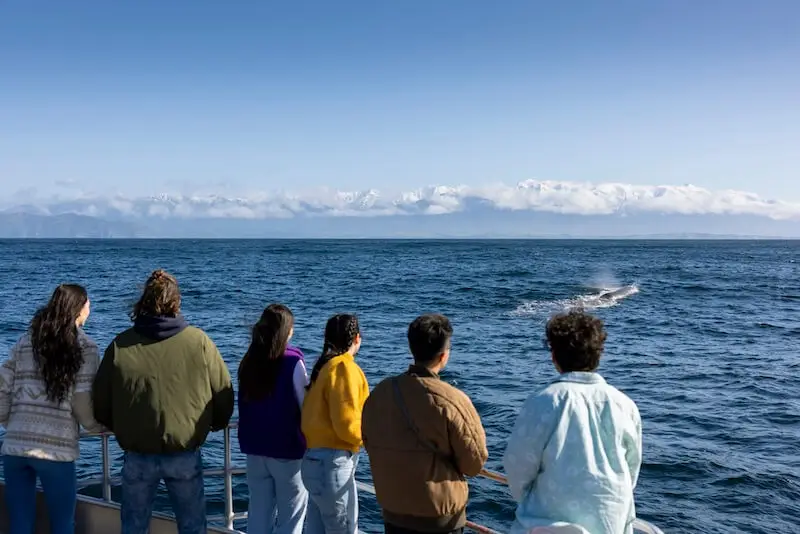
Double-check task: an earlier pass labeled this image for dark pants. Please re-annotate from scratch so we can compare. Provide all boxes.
[121,450,206,534]
[2,455,77,534]
[384,523,464,534]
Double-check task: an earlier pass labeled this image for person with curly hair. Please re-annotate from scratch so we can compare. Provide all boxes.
[300,314,369,534]
[503,310,643,534]
[92,269,234,534]
[0,284,102,534]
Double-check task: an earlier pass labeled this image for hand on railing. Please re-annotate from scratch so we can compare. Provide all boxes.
[478,468,508,484]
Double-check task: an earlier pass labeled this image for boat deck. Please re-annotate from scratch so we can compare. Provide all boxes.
[0,424,665,534]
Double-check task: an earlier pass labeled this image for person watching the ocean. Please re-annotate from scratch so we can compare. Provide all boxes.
[503,310,642,534]
[0,284,102,534]
[238,304,309,534]
[362,314,488,534]
[92,269,234,534]
[300,314,369,534]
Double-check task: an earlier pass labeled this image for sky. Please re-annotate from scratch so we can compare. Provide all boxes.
[2,0,800,208]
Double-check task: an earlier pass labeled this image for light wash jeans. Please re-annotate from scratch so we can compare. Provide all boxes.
[120,450,206,534]
[301,448,359,534]
[246,454,308,534]
[2,455,77,534]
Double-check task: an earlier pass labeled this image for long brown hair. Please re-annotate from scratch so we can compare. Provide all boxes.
[30,284,88,403]
[131,269,181,320]
[238,304,295,402]
[307,314,360,389]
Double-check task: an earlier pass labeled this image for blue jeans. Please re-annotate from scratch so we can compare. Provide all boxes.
[2,455,76,534]
[246,455,307,534]
[301,448,359,534]
[120,450,206,534]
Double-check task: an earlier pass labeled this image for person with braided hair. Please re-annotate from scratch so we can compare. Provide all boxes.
[0,283,102,534]
[92,269,235,534]
[300,314,369,534]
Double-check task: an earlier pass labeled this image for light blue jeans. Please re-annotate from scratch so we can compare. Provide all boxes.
[2,455,77,534]
[301,448,359,534]
[120,450,206,534]
[246,454,307,534]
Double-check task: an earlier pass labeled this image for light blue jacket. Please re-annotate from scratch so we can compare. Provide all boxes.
[503,372,642,534]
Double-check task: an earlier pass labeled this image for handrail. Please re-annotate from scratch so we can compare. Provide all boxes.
[74,423,663,534]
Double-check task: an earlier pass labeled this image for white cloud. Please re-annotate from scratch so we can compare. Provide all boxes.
[8,179,799,221]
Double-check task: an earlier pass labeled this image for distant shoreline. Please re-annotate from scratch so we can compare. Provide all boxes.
[3,211,798,240]
[1,236,797,241]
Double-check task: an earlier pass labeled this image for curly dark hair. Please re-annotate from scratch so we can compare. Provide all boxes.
[30,284,89,404]
[131,269,181,320]
[238,304,294,402]
[545,310,607,372]
[307,314,360,389]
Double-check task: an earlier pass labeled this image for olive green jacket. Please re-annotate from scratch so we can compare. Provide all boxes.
[92,325,234,454]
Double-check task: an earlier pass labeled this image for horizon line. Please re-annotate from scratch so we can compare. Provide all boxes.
[2,236,798,242]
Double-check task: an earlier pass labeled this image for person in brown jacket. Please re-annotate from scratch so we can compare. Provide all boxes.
[362,314,488,534]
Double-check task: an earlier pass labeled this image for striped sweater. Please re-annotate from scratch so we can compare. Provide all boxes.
[0,330,101,462]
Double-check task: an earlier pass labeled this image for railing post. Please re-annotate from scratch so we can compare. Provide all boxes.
[101,433,111,502]
[224,426,234,530]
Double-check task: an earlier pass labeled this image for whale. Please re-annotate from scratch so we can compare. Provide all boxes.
[597,285,638,301]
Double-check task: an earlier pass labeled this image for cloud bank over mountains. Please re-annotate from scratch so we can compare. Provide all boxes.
[3,179,798,222]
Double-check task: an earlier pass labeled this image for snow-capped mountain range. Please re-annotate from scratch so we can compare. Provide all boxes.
[1,180,797,238]
[3,180,798,221]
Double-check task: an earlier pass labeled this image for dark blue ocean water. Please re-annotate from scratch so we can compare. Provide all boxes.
[1,239,799,534]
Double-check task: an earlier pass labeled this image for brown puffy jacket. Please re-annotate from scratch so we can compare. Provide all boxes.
[362,365,488,532]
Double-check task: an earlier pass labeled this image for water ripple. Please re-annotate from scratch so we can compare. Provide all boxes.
[0,239,798,534]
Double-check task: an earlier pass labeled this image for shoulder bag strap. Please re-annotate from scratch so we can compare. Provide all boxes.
[391,376,460,473]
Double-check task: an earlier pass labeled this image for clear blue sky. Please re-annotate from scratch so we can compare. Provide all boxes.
[2,0,799,201]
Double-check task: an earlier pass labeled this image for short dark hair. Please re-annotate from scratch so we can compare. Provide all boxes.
[545,310,607,372]
[408,314,453,365]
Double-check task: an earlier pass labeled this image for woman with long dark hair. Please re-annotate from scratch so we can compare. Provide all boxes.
[0,284,102,534]
[238,304,309,534]
[300,314,369,534]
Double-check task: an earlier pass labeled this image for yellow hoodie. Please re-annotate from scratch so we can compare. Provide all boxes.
[301,353,370,453]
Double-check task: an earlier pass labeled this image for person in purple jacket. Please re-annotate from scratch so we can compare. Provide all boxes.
[238,304,309,534]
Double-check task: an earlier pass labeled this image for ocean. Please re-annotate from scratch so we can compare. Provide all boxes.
[0,239,798,534]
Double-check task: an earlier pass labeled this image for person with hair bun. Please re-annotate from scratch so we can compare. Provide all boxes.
[0,284,101,534]
[92,269,234,534]
[300,314,369,534]
[503,310,643,534]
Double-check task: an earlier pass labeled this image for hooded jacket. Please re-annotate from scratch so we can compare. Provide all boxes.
[92,314,234,454]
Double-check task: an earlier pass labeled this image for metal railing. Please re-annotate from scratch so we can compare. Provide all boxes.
[85,423,663,534]
[93,425,248,529]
